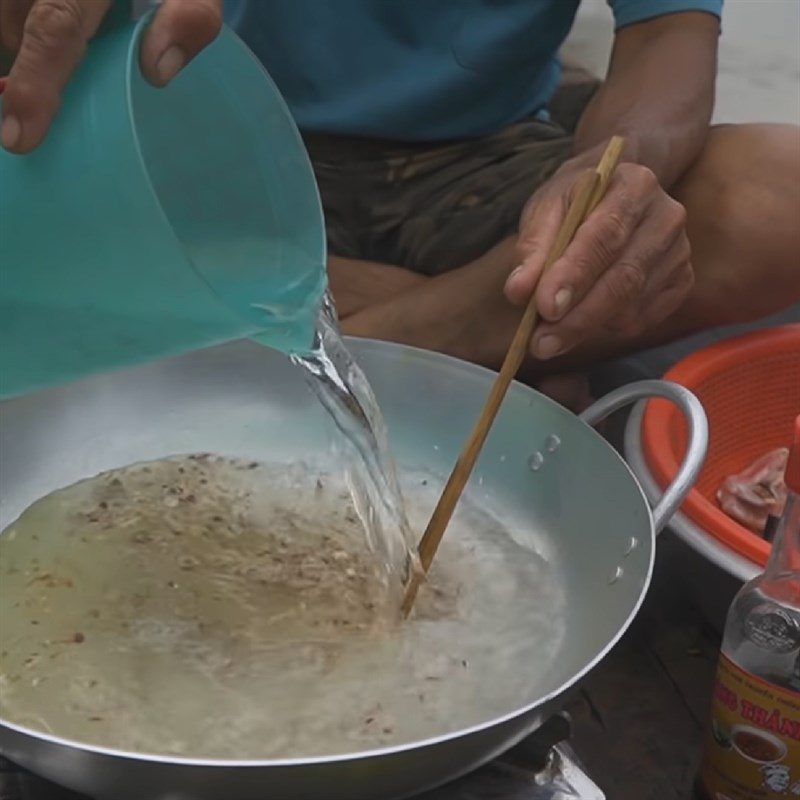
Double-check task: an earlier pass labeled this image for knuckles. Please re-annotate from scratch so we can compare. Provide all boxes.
[24,0,84,51]
[621,162,659,195]
[606,260,647,304]
[595,211,630,254]
[3,74,61,116]
[514,229,543,267]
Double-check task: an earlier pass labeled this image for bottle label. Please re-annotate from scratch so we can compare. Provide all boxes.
[700,654,800,798]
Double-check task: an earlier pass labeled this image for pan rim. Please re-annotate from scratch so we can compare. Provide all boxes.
[0,338,656,769]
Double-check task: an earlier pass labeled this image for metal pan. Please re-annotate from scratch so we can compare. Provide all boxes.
[0,338,707,800]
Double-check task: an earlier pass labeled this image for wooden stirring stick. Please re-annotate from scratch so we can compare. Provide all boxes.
[402,135,626,616]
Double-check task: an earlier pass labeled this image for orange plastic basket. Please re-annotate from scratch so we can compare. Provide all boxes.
[642,325,800,566]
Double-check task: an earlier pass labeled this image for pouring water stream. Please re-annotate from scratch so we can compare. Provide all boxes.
[266,290,420,594]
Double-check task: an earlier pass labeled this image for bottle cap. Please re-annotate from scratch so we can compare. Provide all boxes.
[786,415,800,495]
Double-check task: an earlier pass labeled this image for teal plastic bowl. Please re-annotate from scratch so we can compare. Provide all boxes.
[0,16,326,398]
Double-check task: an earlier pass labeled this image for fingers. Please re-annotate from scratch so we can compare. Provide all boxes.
[505,193,567,306]
[510,160,692,361]
[531,222,692,359]
[139,0,222,88]
[534,165,659,322]
[1,0,110,153]
[0,0,224,154]
[633,257,694,330]
[589,200,688,335]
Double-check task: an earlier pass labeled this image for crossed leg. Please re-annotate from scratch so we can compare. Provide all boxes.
[334,123,799,386]
[663,123,800,337]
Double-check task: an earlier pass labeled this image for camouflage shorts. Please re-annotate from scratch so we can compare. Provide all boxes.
[302,66,599,275]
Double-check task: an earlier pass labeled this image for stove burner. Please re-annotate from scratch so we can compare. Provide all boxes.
[0,716,604,800]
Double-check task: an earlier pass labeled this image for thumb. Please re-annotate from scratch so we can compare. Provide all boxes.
[504,194,565,307]
[139,0,223,88]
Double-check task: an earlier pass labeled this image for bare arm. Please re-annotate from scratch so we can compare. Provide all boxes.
[340,13,721,368]
[506,11,719,356]
[571,11,719,187]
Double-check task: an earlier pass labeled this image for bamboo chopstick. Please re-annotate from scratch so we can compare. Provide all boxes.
[401,135,626,616]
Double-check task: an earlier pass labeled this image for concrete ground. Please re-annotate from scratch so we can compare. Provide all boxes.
[565,0,800,126]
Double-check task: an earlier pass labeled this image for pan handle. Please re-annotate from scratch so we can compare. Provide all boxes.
[579,380,708,534]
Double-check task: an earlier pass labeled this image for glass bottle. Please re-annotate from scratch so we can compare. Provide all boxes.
[697,416,800,800]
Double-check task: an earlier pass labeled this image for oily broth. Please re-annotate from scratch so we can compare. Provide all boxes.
[0,455,564,759]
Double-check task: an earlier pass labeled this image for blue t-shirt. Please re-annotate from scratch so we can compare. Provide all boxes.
[225,0,722,141]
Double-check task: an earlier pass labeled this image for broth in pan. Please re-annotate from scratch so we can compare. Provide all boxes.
[0,455,564,759]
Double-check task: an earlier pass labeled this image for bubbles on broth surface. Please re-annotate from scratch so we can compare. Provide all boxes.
[0,456,564,759]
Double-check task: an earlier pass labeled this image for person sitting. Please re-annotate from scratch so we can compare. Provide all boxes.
[3,0,798,409]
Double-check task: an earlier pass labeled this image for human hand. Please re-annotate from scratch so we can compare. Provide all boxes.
[505,151,694,360]
[0,0,223,153]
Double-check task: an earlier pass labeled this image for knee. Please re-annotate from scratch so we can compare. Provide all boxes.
[676,123,800,318]
[685,124,800,253]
